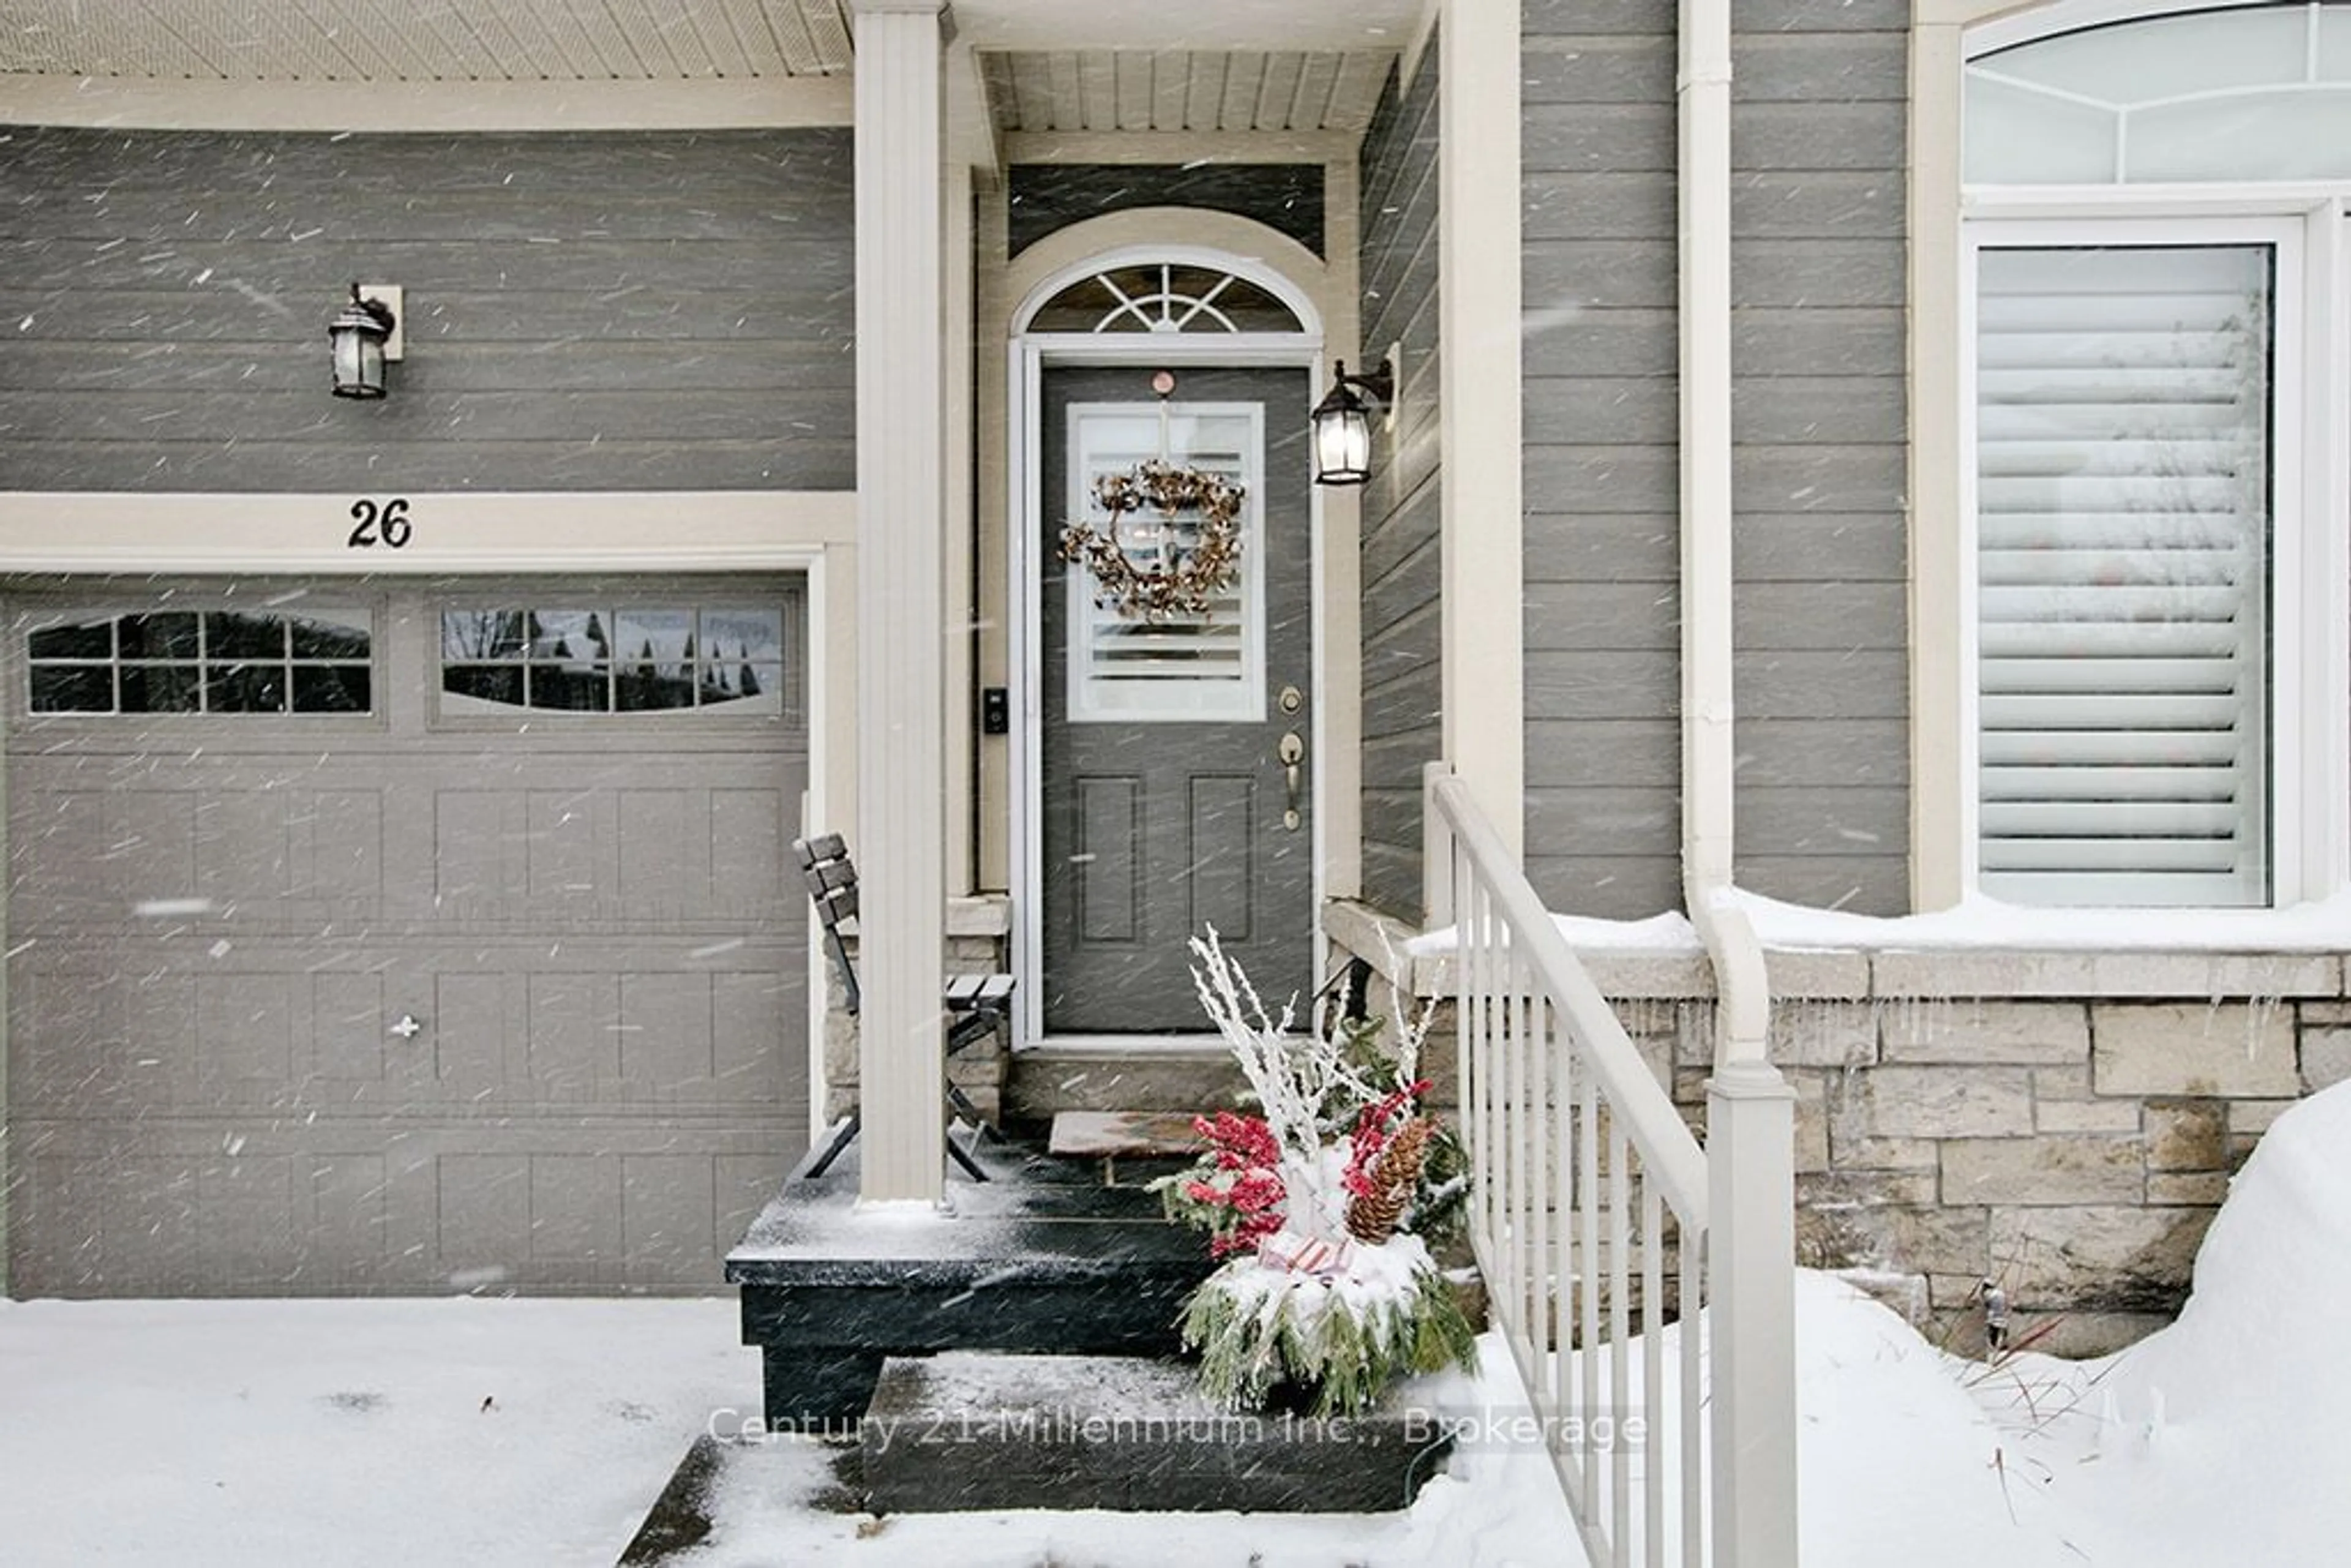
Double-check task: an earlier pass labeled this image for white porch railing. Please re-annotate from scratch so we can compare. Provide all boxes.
[1425,765,1798,1568]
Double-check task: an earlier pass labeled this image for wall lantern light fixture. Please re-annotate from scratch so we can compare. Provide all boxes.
[1309,358,1395,486]
[329,283,402,399]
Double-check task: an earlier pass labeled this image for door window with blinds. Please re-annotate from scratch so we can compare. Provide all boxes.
[1063,402,1265,723]
[1971,239,2279,907]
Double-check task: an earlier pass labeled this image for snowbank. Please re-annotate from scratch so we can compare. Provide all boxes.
[2036,1080,2351,1562]
[1796,1081,2351,1565]
[1793,1272,2080,1567]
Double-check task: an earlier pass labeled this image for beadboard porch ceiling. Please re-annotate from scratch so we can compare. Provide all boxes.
[0,1,1413,134]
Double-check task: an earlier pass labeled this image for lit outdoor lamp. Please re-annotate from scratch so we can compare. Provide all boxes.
[329,283,402,399]
[1309,357,1394,486]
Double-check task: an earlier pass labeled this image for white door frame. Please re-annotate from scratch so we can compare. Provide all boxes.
[1007,255,1328,1048]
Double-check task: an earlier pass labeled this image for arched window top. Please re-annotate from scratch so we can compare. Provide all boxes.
[1967,2,2351,184]
[1026,261,1307,336]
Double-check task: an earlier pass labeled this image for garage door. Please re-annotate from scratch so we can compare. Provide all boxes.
[2,577,809,1297]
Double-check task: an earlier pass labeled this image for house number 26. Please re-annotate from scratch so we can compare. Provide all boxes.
[347,497,413,549]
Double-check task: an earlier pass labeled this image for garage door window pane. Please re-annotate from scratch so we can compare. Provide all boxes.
[28,665,111,712]
[287,612,372,660]
[291,665,371,713]
[443,665,524,707]
[613,608,696,710]
[25,609,373,716]
[206,611,283,660]
[443,604,787,716]
[119,662,203,713]
[122,612,199,659]
[28,621,110,660]
[206,664,287,713]
[697,609,784,712]
[441,610,532,661]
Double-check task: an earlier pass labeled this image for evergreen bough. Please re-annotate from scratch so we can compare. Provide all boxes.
[1180,1251,1479,1417]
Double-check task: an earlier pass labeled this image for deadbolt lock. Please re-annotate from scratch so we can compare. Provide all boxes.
[1278,684,1304,715]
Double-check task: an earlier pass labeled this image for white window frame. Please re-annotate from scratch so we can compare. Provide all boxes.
[1960,212,2318,906]
[1917,0,2351,915]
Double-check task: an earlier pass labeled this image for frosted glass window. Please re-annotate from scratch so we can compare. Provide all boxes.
[1967,4,2351,184]
[2320,4,2351,76]
[1980,7,2305,101]
[1964,72,2120,185]
[2131,91,2351,181]
[1974,244,2273,907]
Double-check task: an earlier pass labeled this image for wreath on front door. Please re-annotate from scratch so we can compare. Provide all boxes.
[1058,460,1247,623]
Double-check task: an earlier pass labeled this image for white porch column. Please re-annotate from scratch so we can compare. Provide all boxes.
[1437,0,1526,861]
[850,0,947,1204]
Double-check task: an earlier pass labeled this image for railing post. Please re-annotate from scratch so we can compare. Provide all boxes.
[1708,1057,1799,1568]
[1423,760,1455,929]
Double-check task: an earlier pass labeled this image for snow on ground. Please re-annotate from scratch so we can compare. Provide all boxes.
[0,1295,751,1565]
[6,1083,2350,1565]
[0,1292,1578,1566]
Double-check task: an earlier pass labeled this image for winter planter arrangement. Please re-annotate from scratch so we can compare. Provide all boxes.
[1155,929,1477,1416]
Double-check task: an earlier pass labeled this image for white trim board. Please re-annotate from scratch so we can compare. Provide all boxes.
[0,77,853,131]
[0,491,855,574]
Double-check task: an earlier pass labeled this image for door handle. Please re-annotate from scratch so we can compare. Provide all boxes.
[1277,731,1305,830]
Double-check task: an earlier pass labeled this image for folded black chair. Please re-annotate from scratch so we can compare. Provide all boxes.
[793,833,1012,1182]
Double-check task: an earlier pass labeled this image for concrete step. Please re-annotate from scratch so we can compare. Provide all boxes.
[858,1352,1453,1515]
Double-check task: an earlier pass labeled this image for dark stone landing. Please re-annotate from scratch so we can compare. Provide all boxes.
[860,1352,1454,1515]
[724,1135,1215,1429]
[615,1435,724,1564]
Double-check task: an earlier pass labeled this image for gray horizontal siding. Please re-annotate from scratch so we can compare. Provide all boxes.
[1357,52,1442,921]
[1526,717,1678,787]
[0,125,854,493]
[1736,517,1908,582]
[1518,0,1912,920]
[1731,4,1910,913]
[1730,856,1907,912]
[1521,4,1680,920]
[1007,163,1326,260]
[1738,720,1910,787]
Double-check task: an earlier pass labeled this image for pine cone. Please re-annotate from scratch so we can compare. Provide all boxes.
[1346,1116,1432,1245]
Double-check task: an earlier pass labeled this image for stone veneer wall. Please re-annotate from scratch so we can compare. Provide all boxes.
[1328,913,2347,1356]
[819,910,1013,1130]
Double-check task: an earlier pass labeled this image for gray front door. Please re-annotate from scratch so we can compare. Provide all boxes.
[1040,366,1314,1032]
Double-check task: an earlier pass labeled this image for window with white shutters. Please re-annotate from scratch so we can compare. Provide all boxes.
[1973,244,2274,907]
[1064,402,1265,724]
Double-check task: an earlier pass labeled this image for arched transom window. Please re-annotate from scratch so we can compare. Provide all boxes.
[1968,2,2351,182]
[1026,262,1305,335]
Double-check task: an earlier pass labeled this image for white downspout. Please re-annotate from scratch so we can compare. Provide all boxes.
[1678,0,1755,1008]
[1679,1,1799,1562]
